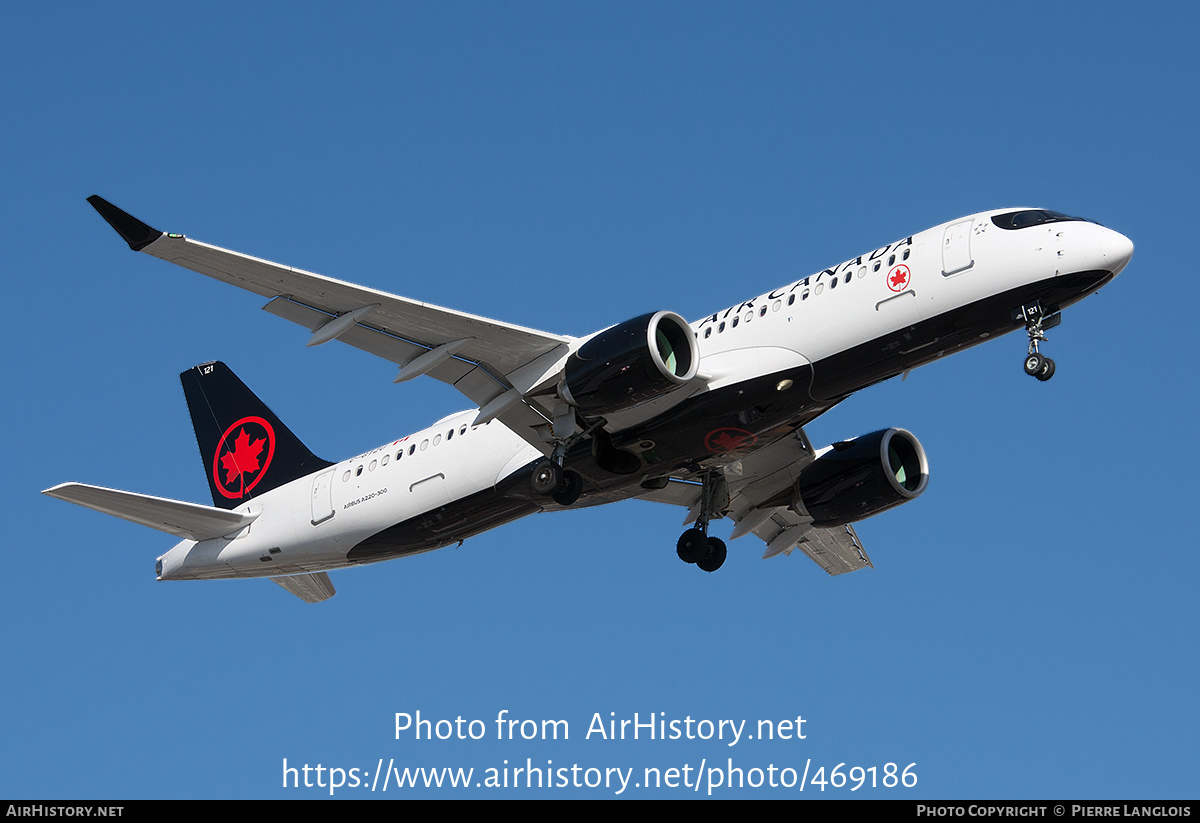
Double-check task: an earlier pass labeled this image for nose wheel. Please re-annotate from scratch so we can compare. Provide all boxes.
[1024,352,1056,381]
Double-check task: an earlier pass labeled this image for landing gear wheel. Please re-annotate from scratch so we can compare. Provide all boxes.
[1035,357,1056,382]
[697,536,727,573]
[1024,353,1046,377]
[676,529,707,564]
[531,460,561,496]
[552,470,583,506]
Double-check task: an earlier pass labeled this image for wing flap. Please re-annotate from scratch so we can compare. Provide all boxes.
[749,508,872,575]
[42,482,257,541]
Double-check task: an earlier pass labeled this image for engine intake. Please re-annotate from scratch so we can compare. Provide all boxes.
[795,428,929,527]
[561,311,699,415]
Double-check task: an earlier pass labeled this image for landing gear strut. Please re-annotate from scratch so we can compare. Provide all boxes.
[1015,301,1059,382]
[676,472,728,573]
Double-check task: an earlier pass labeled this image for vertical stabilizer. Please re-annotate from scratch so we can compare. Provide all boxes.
[181,362,332,509]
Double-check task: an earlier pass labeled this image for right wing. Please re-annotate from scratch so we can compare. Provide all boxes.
[87,196,577,449]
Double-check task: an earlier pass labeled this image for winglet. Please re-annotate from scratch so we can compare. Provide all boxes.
[87,195,163,251]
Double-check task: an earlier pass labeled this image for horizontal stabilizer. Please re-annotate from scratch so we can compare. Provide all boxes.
[42,482,257,541]
[271,572,336,603]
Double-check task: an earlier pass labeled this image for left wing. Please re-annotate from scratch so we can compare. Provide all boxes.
[87,196,576,448]
[638,428,873,575]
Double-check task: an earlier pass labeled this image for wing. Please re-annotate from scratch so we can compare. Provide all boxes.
[87,196,576,450]
[637,428,873,575]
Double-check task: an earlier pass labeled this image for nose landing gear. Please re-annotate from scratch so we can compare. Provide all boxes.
[1014,301,1060,382]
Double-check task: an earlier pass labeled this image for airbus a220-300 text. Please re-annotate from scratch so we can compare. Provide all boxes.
[44,198,1133,602]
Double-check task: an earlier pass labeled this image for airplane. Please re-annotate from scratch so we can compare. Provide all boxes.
[43,197,1134,602]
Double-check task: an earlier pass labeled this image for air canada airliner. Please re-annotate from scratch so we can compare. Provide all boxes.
[43,197,1133,602]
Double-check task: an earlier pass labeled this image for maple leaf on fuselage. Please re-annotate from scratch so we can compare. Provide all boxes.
[220,428,266,490]
[710,431,750,452]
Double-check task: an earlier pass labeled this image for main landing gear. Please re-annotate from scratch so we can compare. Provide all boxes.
[531,459,583,506]
[530,417,605,507]
[676,472,729,573]
[1015,300,1061,382]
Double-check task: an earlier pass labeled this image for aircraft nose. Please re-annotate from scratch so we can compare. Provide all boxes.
[1099,228,1134,276]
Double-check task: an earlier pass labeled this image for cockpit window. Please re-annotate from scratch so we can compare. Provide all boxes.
[991,210,1090,230]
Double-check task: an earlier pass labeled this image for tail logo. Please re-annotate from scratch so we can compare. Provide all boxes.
[212,416,276,500]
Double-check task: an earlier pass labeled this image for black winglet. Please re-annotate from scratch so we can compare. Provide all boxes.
[87,195,164,251]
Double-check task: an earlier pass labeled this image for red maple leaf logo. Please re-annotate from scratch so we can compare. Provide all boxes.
[887,264,911,292]
[704,427,758,454]
[220,428,266,491]
[711,431,749,451]
[211,416,276,500]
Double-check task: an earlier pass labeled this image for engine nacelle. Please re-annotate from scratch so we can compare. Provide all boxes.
[795,428,929,527]
[561,311,699,415]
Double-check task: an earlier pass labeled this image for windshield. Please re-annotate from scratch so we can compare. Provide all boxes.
[991,210,1093,230]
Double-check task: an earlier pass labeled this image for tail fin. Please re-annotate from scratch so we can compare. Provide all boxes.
[181,362,332,509]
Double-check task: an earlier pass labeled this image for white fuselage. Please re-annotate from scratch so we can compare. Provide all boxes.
[157,208,1133,582]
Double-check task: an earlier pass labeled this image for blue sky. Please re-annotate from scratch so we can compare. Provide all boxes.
[4,2,1197,799]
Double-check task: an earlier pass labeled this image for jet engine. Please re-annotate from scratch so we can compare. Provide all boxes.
[795,428,929,527]
[560,311,699,415]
